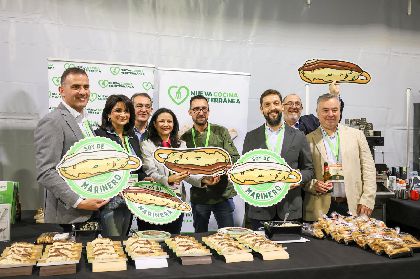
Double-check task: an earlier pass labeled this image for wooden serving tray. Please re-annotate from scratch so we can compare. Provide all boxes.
[39,264,76,276]
[0,265,33,277]
[91,260,127,272]
[259,250,289,260]
[223,253,253,263]
[180,255,212,265]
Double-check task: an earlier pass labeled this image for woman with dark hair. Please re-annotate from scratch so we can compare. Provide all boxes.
[139,108,204,234]
[95,94,147,236]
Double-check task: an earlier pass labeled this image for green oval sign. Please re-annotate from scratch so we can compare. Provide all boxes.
[125,182,183,225]
[57,137,137,199]
[231,149,294,207]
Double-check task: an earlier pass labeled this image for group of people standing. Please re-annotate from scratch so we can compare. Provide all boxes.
[34,67,376,237]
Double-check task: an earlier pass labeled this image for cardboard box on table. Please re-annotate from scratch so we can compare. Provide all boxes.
[0,181,19,224]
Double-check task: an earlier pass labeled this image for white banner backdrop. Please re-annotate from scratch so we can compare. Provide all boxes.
[156,68,251,232]
[47,59,155,128]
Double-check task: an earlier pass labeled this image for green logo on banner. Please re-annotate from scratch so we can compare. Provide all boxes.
[229,149,302,207]
[168,85,190,105]
[124,182,184,225]
[52,77,60,86]
[56,137,142,199]
[87,108,103,115]
[89,92,98,102]
[98,80,109,88]
[110,66,120,75]
[142,82,153,91]
[64,63,76,69]
[49,91,60,99]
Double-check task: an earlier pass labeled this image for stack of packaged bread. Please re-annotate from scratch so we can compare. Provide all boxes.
[310,214,420,258]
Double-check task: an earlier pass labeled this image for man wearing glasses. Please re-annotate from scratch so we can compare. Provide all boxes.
[181,95,240,233]
[131,93,153,142]
[282,82,343,135]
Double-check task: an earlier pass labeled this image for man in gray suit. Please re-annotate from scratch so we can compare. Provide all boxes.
[35,67,108,225]
[242,89,313,229]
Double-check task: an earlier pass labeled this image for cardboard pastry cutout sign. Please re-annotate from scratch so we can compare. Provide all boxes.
[124,182,191,224]
[154,147,232,176]
[228,149,302,207]
[57,137,141,199]
[298,59,371,84]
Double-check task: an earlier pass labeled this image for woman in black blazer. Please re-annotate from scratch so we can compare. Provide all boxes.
[95,94,146,237]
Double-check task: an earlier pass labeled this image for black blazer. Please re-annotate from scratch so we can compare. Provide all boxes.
[242,124,314,220]
[94,127,147,181]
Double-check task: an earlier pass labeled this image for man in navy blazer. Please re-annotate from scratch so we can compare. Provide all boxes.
[35,68,108,225]
[242,89,314,229]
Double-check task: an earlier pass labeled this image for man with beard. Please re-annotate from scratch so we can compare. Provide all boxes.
[181,95,240,232]
[282,82,343,135]
[242,89,314,229]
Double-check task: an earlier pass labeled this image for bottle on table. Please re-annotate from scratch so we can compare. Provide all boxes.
[323,162,333,193]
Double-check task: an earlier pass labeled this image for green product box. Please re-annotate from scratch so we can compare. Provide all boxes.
[0,181,19,224]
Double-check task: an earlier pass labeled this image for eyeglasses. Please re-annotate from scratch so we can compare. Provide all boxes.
[283,101,302,108]
[191,107,208,113]
[135,104,152,109]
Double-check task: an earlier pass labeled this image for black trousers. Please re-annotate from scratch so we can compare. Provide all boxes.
[328,200,350,216]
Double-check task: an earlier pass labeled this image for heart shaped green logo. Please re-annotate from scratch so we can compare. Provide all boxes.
[52,77,60,86]
[98,80,109,88]
[110,67,120,75]
[64,63,76,69]
[142,82,153,91]
[89,93,98,102]
[168,85,190,105]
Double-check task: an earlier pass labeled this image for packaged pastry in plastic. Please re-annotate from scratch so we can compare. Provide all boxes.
[36,232,71,244]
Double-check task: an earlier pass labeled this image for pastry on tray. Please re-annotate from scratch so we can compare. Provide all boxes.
[0,242,42,266]
[38,242,82,265]
[125,236,167,258]
[165,235,211,257]
[87,238,126,262]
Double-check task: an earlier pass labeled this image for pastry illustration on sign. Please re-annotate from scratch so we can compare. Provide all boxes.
[58,149,141,180]
[228,162,302,185]
[298,59,371,84]
[123,186,191,212]
[124,182,188,225]
[58,137,141,200]
[154,147,232,176]
[230,149,301,207]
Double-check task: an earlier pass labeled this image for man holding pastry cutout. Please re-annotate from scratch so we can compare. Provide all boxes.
[35,68,109,226]
[181,95,240,233]
[242,89,313,230]
[303,93,376,221]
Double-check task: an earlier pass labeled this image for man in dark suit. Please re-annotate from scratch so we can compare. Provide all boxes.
[243,89,314,229]
[283,82,343,135]
[34,67,108,225]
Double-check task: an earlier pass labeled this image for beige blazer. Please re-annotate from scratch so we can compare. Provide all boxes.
[303,124,376,221]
